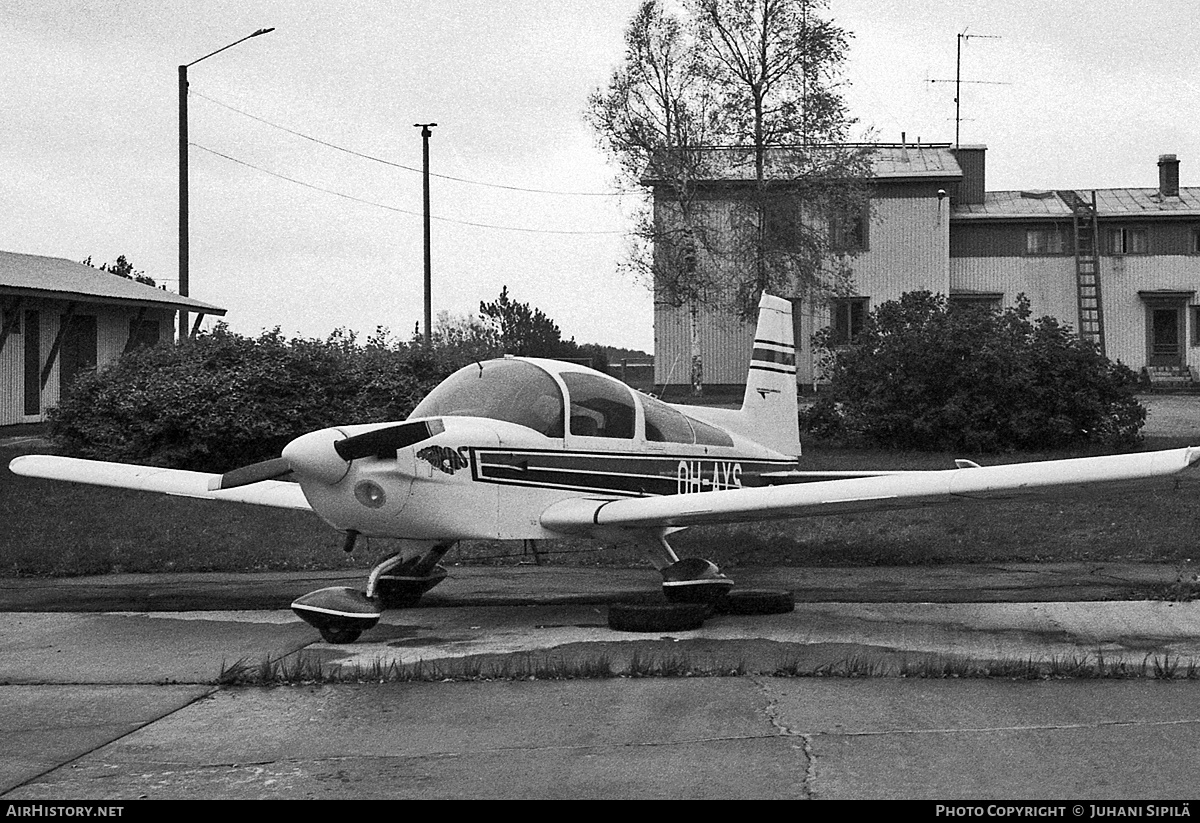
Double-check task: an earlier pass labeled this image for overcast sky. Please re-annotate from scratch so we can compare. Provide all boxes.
[3,1,1197,352]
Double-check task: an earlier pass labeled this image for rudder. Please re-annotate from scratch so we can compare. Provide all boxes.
[739,294,800,456]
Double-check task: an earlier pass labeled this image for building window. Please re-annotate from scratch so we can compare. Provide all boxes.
[1025,225,1073,255]
[950,293,1003,313]
[1191,228,1200,254]
[1108,227,1148,255]
[763,197,802,252]
[127,318,161,351]
[1192,307,1200,346]
[829,204,869,253]
[830,297,869,345]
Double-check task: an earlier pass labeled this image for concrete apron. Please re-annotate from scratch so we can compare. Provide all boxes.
[3,600,1198,685]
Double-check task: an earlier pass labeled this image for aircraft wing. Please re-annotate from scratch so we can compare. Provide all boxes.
[540,447,1200,534]
[8,455,312,512]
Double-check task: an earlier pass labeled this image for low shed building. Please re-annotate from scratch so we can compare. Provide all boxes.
[0,251,226,425]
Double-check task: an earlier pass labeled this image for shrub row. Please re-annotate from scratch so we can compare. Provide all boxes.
[805,292,1146,452]
[49,326,461,472]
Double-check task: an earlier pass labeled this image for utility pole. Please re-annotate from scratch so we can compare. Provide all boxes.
[178,27,274,342]
[415,123,437,348]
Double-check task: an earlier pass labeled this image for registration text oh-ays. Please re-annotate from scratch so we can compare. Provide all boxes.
[677,460,742,493]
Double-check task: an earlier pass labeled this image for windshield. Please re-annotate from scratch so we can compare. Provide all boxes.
[409,359,565,437]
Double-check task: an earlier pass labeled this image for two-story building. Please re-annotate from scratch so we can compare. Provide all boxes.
[650,145,1200,392]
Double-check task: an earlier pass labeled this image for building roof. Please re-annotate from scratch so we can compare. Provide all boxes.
[0,251,226,314]
[642,144,962,186]
[869,145,962,180]
[953,188,1200,220]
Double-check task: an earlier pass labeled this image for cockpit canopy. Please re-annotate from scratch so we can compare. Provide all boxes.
[410,358,731,446]
[411,359,565,436]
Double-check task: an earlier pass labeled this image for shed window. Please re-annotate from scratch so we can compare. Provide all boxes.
[1191,228,1200,254]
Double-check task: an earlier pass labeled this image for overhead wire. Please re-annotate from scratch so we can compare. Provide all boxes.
[189,88,638,198]
[190,143,628,235]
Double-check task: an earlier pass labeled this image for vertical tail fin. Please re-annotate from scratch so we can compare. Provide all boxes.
[739,293,800,456]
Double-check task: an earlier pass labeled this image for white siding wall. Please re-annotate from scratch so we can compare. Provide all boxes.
[950,254,1200,371]
[654,301,755,389]
[654,190,950,388]
[951,256,1078,319]
[1100,255,1200,369]
[0,299,174,425]
[850,193,951,303]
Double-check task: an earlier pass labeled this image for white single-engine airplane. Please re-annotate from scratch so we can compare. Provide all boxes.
[11,295,1200,642]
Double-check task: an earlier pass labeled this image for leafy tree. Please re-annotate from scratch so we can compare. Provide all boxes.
[82,255,157,287]
[430,310,502,364]
[479,286,568,358]
[477,287,611,372]
[806,292,1146,452]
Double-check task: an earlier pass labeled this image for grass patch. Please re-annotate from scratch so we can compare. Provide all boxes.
[217,650,1200,686]
[5,432,1200,577]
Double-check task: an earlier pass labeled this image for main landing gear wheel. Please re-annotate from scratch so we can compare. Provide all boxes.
[660,557,734,604]
[373,563,449,609]
[366,545,454,609]
[607,599,711,633]
[714,588,795,616]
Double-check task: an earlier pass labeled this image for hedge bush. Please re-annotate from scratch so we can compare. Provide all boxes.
[49,325,465,472]
[806,292,1146,452]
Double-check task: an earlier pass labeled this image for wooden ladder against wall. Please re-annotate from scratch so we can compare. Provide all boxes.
[1056,189,1106,356]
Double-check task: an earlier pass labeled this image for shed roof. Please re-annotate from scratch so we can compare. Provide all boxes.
[0,251,226,314]
[952,188,1200,220]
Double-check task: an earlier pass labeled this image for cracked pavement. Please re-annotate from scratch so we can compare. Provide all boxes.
[1,563,1199,799]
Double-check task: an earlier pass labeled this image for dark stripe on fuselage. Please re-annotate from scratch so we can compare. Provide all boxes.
[471,449,797,497]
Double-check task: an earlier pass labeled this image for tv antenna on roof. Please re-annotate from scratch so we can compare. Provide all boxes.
[927,29,1007,147]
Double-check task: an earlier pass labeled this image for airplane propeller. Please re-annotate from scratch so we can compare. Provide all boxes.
[209,418,446,491]
[212,456,293,490]
[334,419,445,461]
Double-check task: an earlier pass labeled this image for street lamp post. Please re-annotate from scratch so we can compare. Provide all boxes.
[178,27,274,341]
[414,123,436,348]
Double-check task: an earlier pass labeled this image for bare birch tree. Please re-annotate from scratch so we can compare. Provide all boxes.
[590,0,873,392]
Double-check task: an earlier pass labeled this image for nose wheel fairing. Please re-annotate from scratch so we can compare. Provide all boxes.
[293,543,455,642]
[290,586,382,644]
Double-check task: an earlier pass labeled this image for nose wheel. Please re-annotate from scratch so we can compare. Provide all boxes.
[291,586,381,644]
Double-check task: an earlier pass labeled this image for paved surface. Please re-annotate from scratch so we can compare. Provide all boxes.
[4,403,1199,799]
[1,564,1199,800]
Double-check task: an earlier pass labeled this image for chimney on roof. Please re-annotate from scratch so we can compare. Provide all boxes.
[950,145,986,205]
[1158,154,1180,197]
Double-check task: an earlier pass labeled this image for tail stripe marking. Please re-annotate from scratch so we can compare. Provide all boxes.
[749,363,796,375]
[752,347,795,366]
